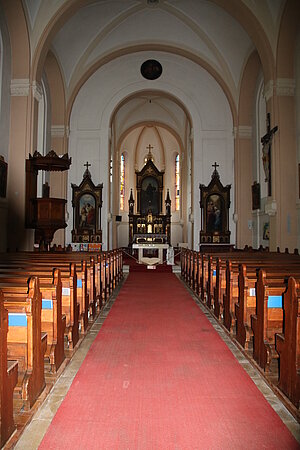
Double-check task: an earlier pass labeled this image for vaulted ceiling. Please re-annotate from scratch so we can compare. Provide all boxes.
[23,0,285,104]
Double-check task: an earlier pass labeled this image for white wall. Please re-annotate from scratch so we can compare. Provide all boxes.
[68,51,235,250]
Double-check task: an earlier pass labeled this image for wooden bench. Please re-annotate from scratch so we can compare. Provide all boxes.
[0,259,89,337]
[0,270,66,373]
[0,291,18,448]
[276,277,300,408]
[235,264,256,349]
[223,260,238,332]
[251,269,285,371]
[4,277,47,409]
[213,257,226,321]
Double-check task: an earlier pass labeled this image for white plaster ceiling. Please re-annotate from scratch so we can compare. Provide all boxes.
[113,95,188,146]
[23,0,286,102]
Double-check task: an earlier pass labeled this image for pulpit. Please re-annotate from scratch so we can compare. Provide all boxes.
[128,147,171,247]
[26,150,71,249]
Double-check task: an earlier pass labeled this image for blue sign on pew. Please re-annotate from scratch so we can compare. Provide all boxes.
[268,295,282,308]
[42,299,53,309]
[77,279,82,288]
[213,270,216,276]
[8,313,27,327]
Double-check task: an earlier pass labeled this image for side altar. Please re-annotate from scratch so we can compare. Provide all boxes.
[128,146,171,249]
[71,162,103,244]
[199,162,233,251]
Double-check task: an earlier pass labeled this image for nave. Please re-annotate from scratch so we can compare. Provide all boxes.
[14,271,299,449]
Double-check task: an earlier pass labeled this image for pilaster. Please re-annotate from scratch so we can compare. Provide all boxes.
[264,78,297,251]
[234,125,253,248]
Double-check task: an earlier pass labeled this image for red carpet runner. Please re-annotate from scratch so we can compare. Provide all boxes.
[40,273,299,449]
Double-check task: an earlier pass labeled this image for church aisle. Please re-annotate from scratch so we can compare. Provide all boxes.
[35,273,298,448]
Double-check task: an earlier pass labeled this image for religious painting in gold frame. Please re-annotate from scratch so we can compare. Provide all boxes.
[199,163,231,245]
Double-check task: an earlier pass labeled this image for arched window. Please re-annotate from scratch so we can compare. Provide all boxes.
[120,153,125,210]
[175,153,180,210]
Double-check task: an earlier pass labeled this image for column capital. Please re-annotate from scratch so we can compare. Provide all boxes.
[32,81,43,102]
[263,80,274,102]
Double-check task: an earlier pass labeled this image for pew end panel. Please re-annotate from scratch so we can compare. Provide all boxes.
[5,277,47,409]
[276,277,300,408]
[0,292,18,447]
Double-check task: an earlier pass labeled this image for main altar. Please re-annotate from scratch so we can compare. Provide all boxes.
[128,146,171,251]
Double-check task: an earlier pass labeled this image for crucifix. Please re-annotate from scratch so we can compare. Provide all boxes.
[84,161,91,170]
[212,162,219,171]
[261,113,278,196]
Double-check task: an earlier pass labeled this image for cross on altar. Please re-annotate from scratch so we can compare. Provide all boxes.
[84,161,91,170]
[212,162,219,170]
[261,113,278,196]
[146,144,153,153]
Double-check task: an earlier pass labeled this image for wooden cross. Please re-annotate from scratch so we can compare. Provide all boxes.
[84,161,91,170]
[212,162,219,171]
[261,113,278,196]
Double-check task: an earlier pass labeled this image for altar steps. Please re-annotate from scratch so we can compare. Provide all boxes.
[129,262,172,273]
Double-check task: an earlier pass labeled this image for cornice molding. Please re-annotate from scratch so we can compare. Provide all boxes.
[237,126,252,139]
[51,125,69,138]
[10,79,30,97]
[276,78,295,97]
[263,79,295,100]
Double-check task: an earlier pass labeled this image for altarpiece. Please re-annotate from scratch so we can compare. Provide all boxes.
[128,148,171,246]
[199,163,231,245]
[71,163,103,243]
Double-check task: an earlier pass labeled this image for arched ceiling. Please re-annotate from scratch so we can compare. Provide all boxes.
[23,0,285,103]
[112,91,189,146]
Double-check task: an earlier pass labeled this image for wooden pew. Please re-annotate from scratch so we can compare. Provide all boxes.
[0,248,123,332]
[201,254,208,303]
[0,291,18,448]
[61,264,79,349]
[251,269,285,371]
[196,252,202,297]
[39,270,65,372]
[180,248,300,408]
[213,257,226,320]
[276,277,300,408]
[76,261,89,334]
[0,264,79,351]
[4,277,47,409]
[0,258,89,337]
[223,260,238,332]
[86,256,96,320]
[0,270,66,373]
[181,248,187,281]
[206,256,216,310]
[235,264,256,349]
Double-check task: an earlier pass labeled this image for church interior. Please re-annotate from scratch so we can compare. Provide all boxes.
[0,0,300,448]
